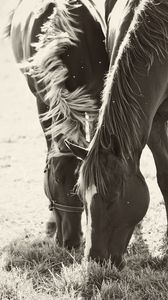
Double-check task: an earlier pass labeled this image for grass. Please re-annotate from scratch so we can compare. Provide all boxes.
[1,232,168,300]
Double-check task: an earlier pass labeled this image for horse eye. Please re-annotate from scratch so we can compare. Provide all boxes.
[55,177,61,184]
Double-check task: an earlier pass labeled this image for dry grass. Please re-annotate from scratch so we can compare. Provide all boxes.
[1,233,168,300]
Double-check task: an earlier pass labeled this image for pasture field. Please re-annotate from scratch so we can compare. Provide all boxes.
[1,28,168,300]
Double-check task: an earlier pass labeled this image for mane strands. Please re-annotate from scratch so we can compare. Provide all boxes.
[27,0,98,152]
[78,0,168,197]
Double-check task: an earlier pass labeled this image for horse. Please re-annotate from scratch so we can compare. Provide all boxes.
[4,0,109,249]
[66,0,168,264]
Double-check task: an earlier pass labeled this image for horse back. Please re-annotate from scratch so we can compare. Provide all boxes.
[106,0,140,64]
[10,0,109,104]
[10,1,54,63]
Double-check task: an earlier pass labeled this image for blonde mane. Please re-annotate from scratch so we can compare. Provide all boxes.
[28,0,104,150]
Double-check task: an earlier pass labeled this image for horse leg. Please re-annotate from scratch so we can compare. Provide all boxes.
[147,109,168,233]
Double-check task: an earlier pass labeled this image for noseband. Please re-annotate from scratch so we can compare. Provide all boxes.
[44,157,84,214]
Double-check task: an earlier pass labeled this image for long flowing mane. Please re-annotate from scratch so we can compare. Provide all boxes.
[78,0,168,197]
[26,0,105,151]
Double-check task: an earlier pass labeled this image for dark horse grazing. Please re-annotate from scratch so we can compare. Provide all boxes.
[67,0,168,264]
[4,0,109,249]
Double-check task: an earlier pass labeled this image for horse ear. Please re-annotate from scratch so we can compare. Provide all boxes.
[64,140,88,160]
[110,134,122,157]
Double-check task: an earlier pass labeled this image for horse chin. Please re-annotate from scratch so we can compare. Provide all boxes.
[88,248,124,268]
[87,223,135,267]
[63,238,81,250]
[55,228,82,250]
[110,254,125,269]
[56,236,82,250]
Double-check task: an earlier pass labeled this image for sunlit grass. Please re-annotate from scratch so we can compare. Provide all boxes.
[1,233,168,299]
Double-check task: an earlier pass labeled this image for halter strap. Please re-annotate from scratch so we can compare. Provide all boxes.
[44,158,84,213]
[48,201,84,213]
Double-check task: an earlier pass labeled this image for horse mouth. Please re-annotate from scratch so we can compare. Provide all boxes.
[110,255,125,269]
[89,253,124,268]
[55,233,82,250]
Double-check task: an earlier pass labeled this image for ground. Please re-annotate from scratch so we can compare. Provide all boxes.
[0,36,167,257]
[0,38,49,247]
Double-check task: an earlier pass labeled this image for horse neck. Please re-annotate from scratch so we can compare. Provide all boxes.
[107,0,141,65]
[31,1,108,150]
[99,0,168,163]
[104,0,118,22]
[62,2,108,97]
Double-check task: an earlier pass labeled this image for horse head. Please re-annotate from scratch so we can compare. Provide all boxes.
[66,135,149,265]
[44,141,84,250]
[7,0,109,251]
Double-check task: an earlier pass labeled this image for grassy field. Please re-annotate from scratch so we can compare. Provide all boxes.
[0,2,168,298]
[1,232,168,299]
[0,38,168,300]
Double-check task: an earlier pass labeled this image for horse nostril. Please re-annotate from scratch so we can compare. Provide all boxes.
[89,248,108,263]
[63,239,81,250]
[63,239,73,250]
[111,255,125,269]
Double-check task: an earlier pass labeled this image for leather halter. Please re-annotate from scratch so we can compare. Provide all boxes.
[44,157,84,213]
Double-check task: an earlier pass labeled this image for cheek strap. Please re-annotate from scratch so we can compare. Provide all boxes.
[44,160,84,213]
